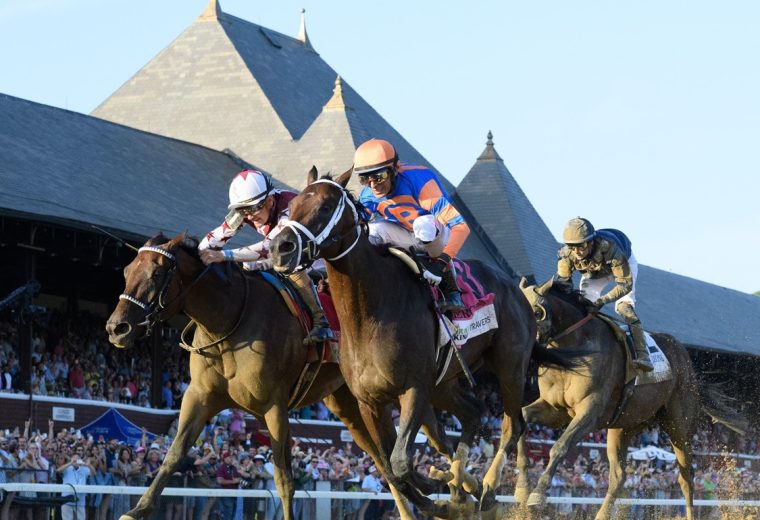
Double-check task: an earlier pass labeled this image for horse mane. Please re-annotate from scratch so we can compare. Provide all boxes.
[146,233,200,257]
[547,284,590,313]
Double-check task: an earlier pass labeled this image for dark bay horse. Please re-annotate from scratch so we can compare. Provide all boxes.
[269,169,584,517]
[105,234,416,520]
[517,278,746,520]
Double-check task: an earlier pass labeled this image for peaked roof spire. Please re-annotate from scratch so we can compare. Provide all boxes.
[323,75,352,111]
[200,0,222,20]
[478,130,503,161]
[298,8,314,51]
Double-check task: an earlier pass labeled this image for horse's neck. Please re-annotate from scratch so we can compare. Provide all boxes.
[325,239,415,326]
[550,297,588,337]
[179,261,247,333]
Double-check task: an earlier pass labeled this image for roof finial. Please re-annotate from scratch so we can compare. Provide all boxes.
[298,8,314,51]
[324,75,352,111]
[478,130,502,161]
[200,0,222,20]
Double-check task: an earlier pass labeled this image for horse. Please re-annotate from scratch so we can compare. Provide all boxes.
[269,168,586,518]
[105,233,417,520]
[516,278,746,520]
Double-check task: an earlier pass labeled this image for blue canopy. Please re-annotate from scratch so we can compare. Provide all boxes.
[80,408,156,446]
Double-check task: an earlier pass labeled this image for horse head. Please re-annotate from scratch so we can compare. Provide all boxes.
[519,277,554,344]
[271,166,363,273]
[106,233,198,348]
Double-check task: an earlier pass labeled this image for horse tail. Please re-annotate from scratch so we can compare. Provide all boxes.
[530,342,589,373]
[698,380,748,435]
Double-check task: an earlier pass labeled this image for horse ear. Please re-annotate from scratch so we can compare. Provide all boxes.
[306,166,318,186]
[335,167,353,188]
[536,278,554,296]
[519,277,529,290]
[168,232,187,250]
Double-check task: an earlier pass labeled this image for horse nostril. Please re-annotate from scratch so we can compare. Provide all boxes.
[278,241,296,255]
[112,322,131,337]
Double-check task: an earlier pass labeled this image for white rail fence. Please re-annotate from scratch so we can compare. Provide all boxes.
[3,483,760,508]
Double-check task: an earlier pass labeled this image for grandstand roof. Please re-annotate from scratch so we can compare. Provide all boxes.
[90,2,454,194]
[0,93,251,241]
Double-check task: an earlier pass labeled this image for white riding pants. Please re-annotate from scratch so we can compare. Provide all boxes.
[368,216,449,257]
[579,253,638,313]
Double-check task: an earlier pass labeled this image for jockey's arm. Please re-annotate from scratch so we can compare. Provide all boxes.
[442,222,470,259]
[598,255,633,304]
[556,253,575,292]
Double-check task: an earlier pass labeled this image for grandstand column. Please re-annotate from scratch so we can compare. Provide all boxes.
[17,240,39,397]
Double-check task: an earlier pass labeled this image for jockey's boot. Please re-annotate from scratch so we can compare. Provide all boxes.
[437,269,465,314]
[630,321,654,373]
[290,272,333,346]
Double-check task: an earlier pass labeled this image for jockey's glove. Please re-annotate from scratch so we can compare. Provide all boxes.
[589,299,605,313]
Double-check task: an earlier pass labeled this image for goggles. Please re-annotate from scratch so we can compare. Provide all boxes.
[358,169,391,186]
[566,242,590,251]
[241,200,268,215]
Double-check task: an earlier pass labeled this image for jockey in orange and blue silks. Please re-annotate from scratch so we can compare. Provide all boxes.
[354,139,469,313]
[198,169,332,345]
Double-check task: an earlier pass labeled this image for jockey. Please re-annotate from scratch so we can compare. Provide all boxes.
[198,170,333,345]
[354,138,469,313]
[555,217,654,373]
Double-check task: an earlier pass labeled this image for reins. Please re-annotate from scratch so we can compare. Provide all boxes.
[546,312,595,346]
[178,262,250,356]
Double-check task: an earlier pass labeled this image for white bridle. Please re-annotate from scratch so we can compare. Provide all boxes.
[281,179,362,267]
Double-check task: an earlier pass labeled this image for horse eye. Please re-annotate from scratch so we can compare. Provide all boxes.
[319,205,333,215]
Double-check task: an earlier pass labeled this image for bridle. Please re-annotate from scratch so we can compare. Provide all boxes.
[119,246,179,335]
[531,291,594,348]
[118,244,249,355]
[281,179,362,269]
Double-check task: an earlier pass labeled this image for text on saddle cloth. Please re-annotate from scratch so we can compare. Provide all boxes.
[633,332,672,386]
[435,259,498,349]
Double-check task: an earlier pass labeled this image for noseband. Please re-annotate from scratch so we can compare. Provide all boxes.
[119,246,178,335]
[282,179,362,268]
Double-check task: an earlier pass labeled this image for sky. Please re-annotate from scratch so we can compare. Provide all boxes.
[1,0,758,294]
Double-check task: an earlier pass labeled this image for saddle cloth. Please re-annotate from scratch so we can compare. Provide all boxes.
[596,313,672,385]
[258,272,339,363]
[436,259,498,350]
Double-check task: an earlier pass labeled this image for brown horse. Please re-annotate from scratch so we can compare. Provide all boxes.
[105,233,416,520]
[269,169,585,517]
[517,278,746,520]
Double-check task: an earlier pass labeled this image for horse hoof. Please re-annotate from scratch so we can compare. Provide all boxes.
[514,485,530,506]
[432,499,451,519]
[527,492,546,507]
[480,487,497,511]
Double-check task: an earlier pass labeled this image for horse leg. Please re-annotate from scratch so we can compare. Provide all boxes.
[322,386,416,520]
[595,428,634,520]
[528,397,601,508]
[263,404,298,520]
[122,385,224,520]
[661,406,697,520]
[510,399,573,506]
[358,398,448,519]
[429,382,483,501]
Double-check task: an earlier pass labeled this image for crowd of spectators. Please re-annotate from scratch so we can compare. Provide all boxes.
[0,311,189,410]
[3,309,760,519]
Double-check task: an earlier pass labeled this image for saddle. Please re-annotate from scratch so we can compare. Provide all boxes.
[596,313,672,426]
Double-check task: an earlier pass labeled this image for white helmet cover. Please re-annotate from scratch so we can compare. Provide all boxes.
[228,170,272,211]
